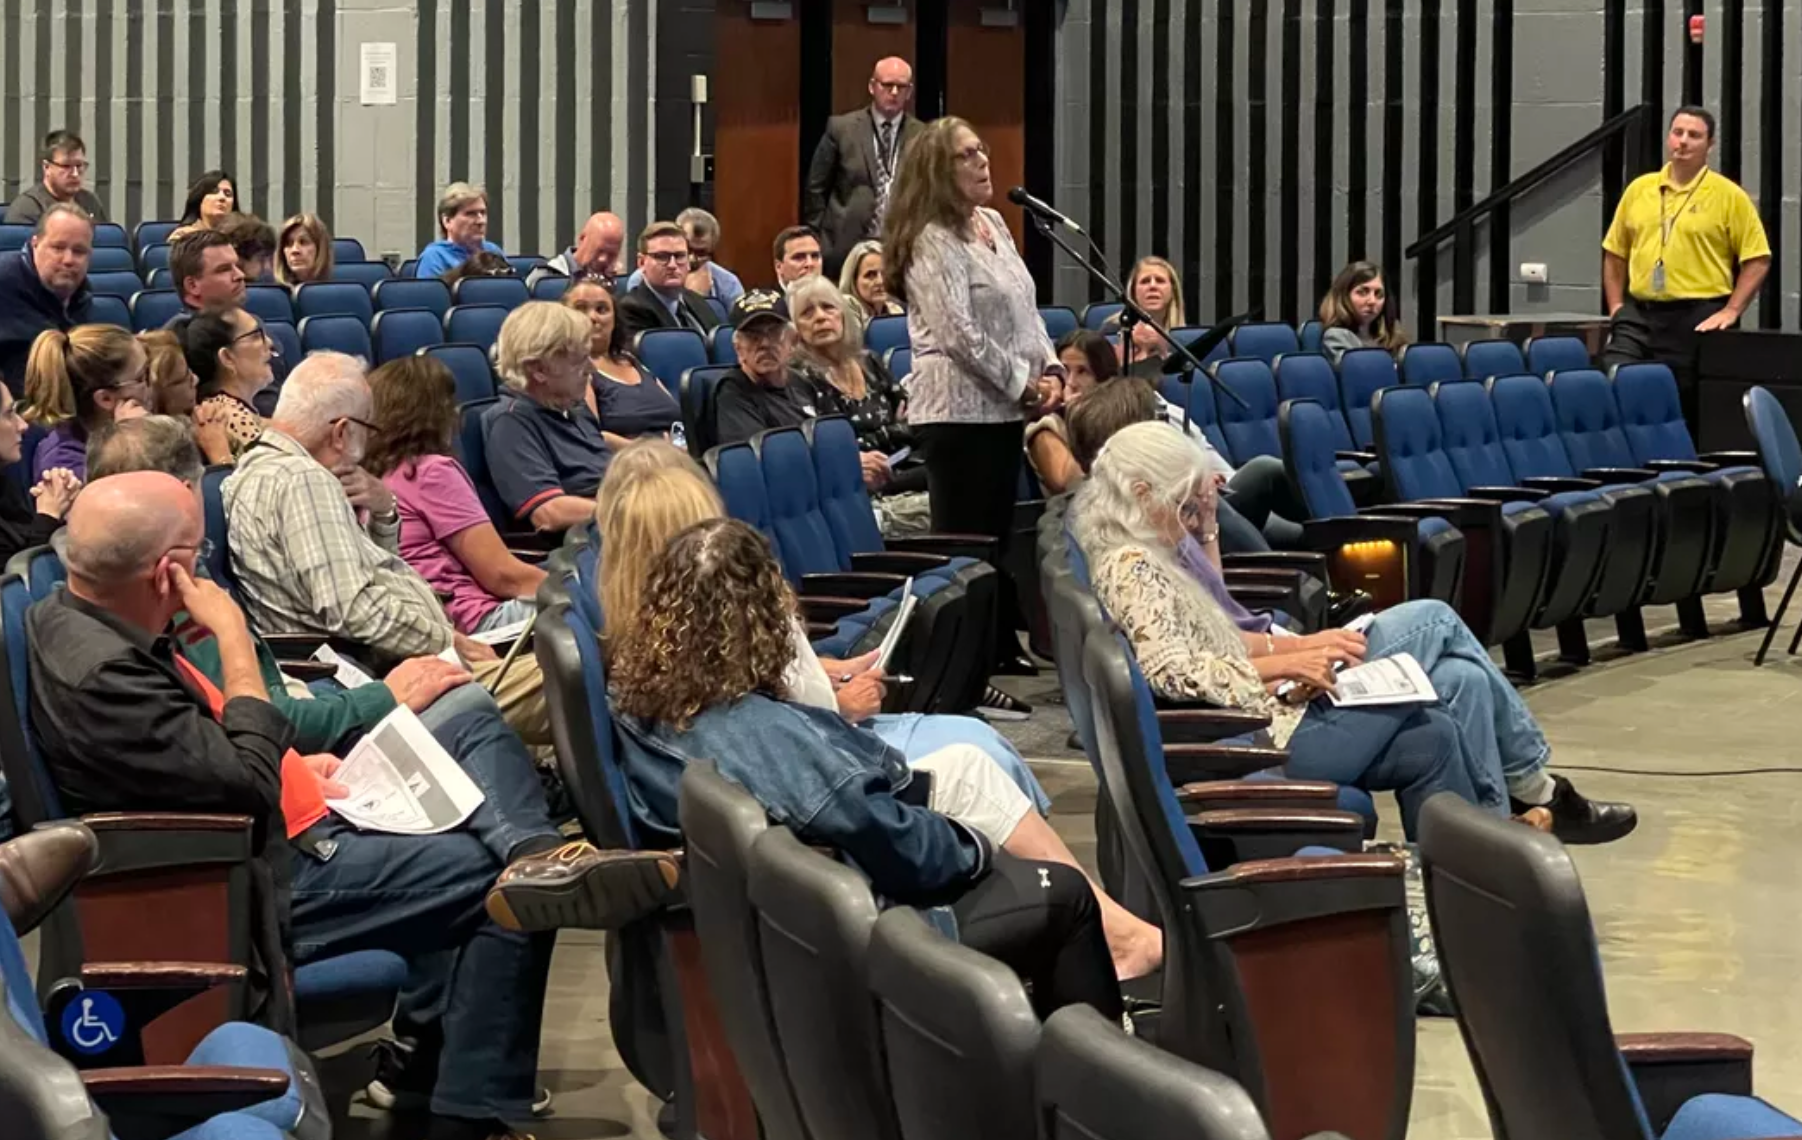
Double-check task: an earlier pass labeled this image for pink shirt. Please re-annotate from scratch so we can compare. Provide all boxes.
[383,454,502,633]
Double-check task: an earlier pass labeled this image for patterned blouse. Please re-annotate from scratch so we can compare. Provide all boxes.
[197,392,265,462]
[1089,543,1303,747]
[794,352,912,455]
[903,207,1056,425]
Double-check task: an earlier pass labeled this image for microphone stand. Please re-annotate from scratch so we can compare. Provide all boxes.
[1026,211,1248,410]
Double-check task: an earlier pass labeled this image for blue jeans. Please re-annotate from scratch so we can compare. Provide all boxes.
[289,681,562,1122]
[866,712,1053,815]
[1363,599,1550,793]
[1286,704,1491,837]
[474,597,536,634]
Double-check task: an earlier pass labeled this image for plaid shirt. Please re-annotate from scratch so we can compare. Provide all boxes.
[221,429,454,658]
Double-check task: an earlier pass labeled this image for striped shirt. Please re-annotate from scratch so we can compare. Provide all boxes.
[221,428,454,659]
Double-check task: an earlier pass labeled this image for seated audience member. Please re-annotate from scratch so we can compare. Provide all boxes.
[838,239,903,323]
[1319,260,1408,363]
[482,303,612,533]
[138,330,233,466]
[222,351,552,743]
[623,208,744,312]
[181,307,274,463]
[595,440,1050,816]
[560,275,680,446]
[787,275,927,503]
[0,382,78,563]
[1045,337,1301,552]
[168,169,239,242]
[442,250,517,289]
[367,356,546,635]
[87,416,523,759]
[217,213,278,282]
[418,182,505,279]
[22,324,149,480]
[1073,420,1636,842]
[772,224,825,295]
[712,290,817,446]
[276,212,336,286]
[170,229,248,319]
[615,221,721,341]
[0,204,95,395]
[5,130,108,224]
[614,516,1154,995]
[532,211,626,292]
[26,467,659,1140]
[1103,255,1185,376]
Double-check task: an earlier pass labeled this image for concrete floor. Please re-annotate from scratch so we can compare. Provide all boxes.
[69,579,1802,1139]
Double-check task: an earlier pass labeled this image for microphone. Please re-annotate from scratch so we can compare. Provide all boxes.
[1007,187,1085,235]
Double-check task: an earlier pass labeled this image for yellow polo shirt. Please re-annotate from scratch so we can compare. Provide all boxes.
[1601,164,1770,300]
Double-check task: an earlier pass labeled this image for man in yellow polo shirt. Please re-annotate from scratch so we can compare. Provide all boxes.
[1600,106,1770,427]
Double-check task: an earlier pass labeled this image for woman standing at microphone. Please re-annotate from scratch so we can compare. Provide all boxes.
[884,117,1062,698]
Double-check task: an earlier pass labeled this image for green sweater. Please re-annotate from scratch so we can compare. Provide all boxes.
[179,624,398,754]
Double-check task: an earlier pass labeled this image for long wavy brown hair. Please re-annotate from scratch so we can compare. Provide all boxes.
[364,356,460,477]
[593,441,725,640]
[1318,260,1408,351]
[609,518,799,730]
[881,116,979,306]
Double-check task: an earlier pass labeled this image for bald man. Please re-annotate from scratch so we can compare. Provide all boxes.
[805,55,923,275]
[529,210,626,292]
[27,471,677,1137]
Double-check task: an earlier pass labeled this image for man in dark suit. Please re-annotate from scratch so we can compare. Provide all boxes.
[615,220,722,343]
[804,56,923,275]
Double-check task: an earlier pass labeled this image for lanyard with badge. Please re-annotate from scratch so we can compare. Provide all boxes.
[1652,169,1707,294]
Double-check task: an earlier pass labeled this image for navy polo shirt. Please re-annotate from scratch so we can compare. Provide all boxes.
[480,388,613,521]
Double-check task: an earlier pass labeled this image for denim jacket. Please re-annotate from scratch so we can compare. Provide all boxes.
[615,692,991,908]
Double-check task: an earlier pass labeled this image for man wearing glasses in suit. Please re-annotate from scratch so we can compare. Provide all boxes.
[805,56,924,277]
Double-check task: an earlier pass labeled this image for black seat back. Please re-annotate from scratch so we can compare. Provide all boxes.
[1037,1005,1274,1140]
[747,826,897,1140]
[868,907,1040,1140]
[676,764,807,1140]
[1418,794,1643,1140]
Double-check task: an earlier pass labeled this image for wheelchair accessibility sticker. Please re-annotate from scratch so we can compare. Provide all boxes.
[61,991,125,1056]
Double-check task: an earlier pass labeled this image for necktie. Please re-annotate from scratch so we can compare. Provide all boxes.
[678,301,704,334]
[874,119,897,234]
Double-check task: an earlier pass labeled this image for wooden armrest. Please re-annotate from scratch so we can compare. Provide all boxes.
[82,1065,290,1096]
[1188,808,1368,863]
[797,595,868,622]
[79,962,249,989]
[1581,466,1658,482]
[1617,1033,1754,1064]
[1466,485,1548,502]
[1175,779,1338,810]
[1699,450,1760,466]
[1521,475,1603,492]
[276,659,337,684]
[1155,708,1271,743]
[509,547,551,564]
[1163,743,1287,783]
[800,571,907,600]
[849,551,951,574]
[1644,458,1716,474]
[79,814,252,833]
[1220,551,1329,574]
[1203,852,1403,885]
[1222,568,1306,588]
[1189,808,1366,833]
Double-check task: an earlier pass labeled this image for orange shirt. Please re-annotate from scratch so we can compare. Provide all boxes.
[171,655,329,839]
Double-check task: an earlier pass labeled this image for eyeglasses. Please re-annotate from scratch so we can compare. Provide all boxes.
[954,141,991,164]
[166,538,215,563]
[47,158,89,174]
[334,415,381,433]
[644,250,691,266]
[234,322,276,354]
[874,81,914,94]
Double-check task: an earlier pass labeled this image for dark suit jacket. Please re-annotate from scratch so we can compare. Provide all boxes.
[805,107,924,269]
[615,281,722,345]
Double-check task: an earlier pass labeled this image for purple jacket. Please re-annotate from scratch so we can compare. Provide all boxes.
[1175,534,1274,635]
[32,422,88,483]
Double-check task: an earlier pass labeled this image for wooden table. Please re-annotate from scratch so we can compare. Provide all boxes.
[1437,312,1612,354]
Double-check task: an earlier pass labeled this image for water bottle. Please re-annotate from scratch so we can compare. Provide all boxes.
[670,421,688,453]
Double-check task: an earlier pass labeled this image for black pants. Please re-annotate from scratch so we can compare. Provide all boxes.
[1599,295,1729,430]
[916,420,1028,658]
[952,851,1123,1020]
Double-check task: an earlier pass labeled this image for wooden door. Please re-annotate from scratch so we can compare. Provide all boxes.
[713,2,803,289]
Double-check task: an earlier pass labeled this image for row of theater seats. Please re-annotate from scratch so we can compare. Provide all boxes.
[1038,489,1802,1140]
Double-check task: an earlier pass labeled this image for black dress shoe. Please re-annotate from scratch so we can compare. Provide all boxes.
[992,654,1041,677]
[1509,775,1637,845]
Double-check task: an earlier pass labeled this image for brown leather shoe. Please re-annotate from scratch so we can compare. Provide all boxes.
[484,842,681,933]
[0,822,98,934]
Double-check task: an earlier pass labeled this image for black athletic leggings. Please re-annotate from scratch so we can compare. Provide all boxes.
[952,851,1123,1020]
[916,420,1028,655]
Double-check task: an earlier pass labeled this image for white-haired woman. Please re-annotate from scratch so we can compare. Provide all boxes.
[1071,420,1636,843]
[480,301,612,533]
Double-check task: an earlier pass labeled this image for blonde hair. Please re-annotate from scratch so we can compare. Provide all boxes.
[1128,257,1187,328]
[137,330,193,414]
[593,440,725,639]
[837,240,886,321]
[494,302,592,391]
[23,324,144,429]
[1069,419,1211,570]
[276,213,336,285]
[787,276,863,368]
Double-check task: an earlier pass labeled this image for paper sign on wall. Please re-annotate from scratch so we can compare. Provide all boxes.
[360,42,398,105]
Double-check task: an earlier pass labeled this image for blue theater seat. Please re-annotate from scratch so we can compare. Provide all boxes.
[443,304,509,351]
[710,324,738,364]
[1461,338,1525,380]
[0,224,32,251]
[133,220,180,252]
[884,345,912,382]
[140,243,172,273]
[1273,352,1361,453]
[1744,386,1802,665]
[1039,306,1079,341]
[87,294,130,329]
[241,283,294,326]
[1372,384,1553,662]
[1227,321,1299,363]
[263,321,301,376]
[88,247,136,272]
[1523,334,1590,376]
[371,307,445,363]
[297,313,373,360]
[865,314,910,357]
[85,270,143,298]
[91,222,129,248]
[331,260,393,288]
[634,329,708,399]
[1182,366,1237,460]
[373,277,453,319]
[1212,358,1368,485]
[1082,301,1124,330]
[1297,319,1324,352]
[331,236,367,263]
[128,289,186,332]
[530,275,571,302]
[679,364,733,457]
[294,281,374,324]
[423,342,499,404]
[458,398,510,526]
[452,276,529,311]
[1397,341,1463,386]
[1337,347,1401,449]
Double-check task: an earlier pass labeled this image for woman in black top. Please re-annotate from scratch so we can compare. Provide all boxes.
[787,276,927,498]
[562,275,682,447]
[0,382,78,564]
